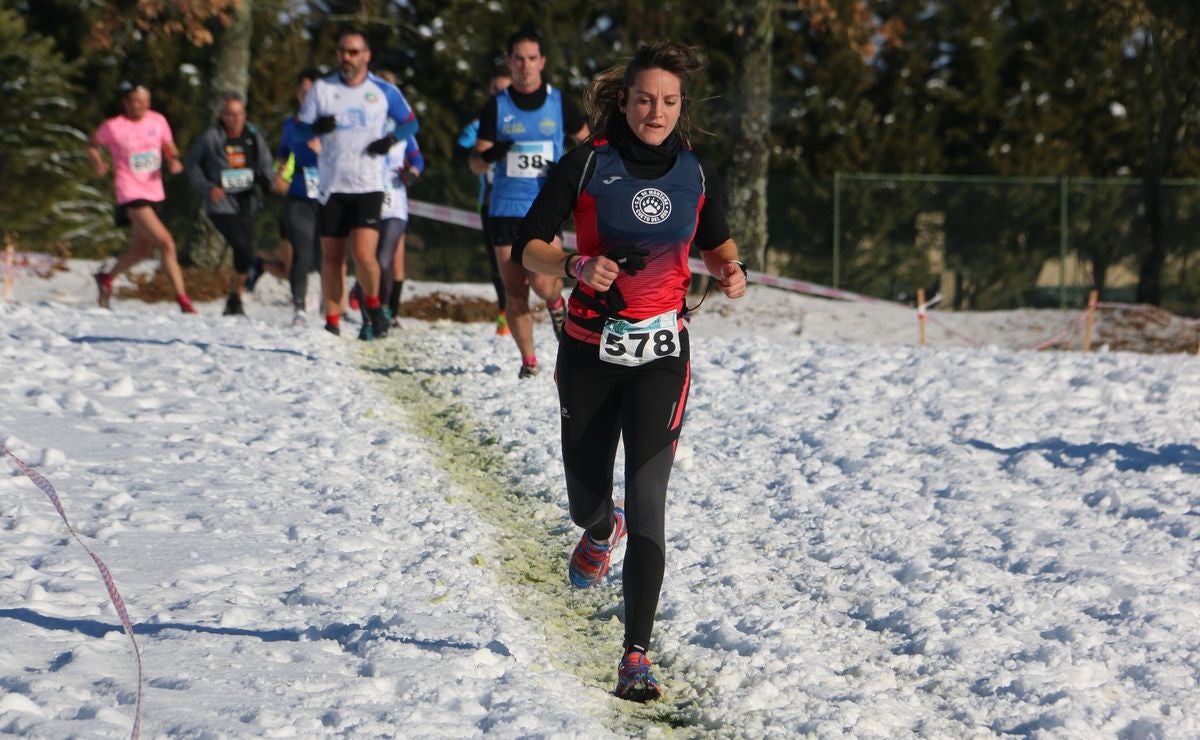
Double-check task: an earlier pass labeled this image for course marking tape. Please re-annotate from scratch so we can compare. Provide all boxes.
[408,199,1113,351]
[2,443,143,740]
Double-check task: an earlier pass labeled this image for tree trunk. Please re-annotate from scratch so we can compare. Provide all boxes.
[186,0,253,269]
[723,0,773,272]
[1136,175,1165,305]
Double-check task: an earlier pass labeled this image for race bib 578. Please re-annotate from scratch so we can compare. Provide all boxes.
[600,310,680,367]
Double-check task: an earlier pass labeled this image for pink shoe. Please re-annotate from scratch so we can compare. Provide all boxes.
[568,507,627,587]
[615,648,663,702]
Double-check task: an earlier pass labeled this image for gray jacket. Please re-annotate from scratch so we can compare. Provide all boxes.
[184,122,274,215]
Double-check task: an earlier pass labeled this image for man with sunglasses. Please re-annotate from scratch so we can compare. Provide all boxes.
[298,29,419,338]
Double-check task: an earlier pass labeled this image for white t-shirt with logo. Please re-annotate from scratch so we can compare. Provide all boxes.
[298,72,418,203]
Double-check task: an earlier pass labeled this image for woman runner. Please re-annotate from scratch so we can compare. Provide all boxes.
[513,42,747,701]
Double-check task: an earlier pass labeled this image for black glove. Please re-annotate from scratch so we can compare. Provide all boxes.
[609,248,649,276]
[479,141,513,164]
[312,115,337,134]
[366,133,398,156]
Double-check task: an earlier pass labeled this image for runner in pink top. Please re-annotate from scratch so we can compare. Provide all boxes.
[93,108,174,204]
[87,81,195,313]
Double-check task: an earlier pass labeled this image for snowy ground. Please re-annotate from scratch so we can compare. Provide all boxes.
[2,262,1199,737]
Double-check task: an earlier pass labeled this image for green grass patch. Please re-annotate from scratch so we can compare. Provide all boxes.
[359,340,706,733]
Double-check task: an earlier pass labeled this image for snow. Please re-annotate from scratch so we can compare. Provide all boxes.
[3,261,1200,737]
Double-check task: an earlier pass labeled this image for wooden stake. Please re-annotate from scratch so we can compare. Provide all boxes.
[1082,289,1099,352]
[3,235,14,304]
[917,287,927,347]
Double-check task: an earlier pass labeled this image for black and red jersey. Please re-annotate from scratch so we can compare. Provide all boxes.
[567,141,705,336]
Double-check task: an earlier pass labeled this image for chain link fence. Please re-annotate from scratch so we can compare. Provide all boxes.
[766,173,1200,316]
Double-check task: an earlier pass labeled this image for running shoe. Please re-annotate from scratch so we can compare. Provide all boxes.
[547,299,567,341]
[366,305,389,339]
[94,272,114,308]
[324,321,341,336]
[518,363,538,379]
[292,308,307,326]
[614,648,663,703]
[568,507,626,588]
[178,295,198,314]
[495,311,510,336]
[245,256,265,292]
[223,293,245,316]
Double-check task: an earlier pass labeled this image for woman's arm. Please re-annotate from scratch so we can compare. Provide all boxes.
[701,239,747,299]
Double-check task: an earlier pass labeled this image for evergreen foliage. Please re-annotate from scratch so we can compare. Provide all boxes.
[0,7,103,250]
[5,1,1200,309]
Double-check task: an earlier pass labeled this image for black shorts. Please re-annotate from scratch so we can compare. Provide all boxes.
[487,216,524,249]
[114,199,165,228]
[320,192,384,238]
[488,215,561,250]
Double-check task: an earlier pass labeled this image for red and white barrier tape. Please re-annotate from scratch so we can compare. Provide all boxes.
[407,199,1107,351]
[409,199,579,248]
[2,443,143,740]
[1029,311,1089,351]
[1,252,57,277]
[923,314,985,348]
[407,200,483,232]
[408,199,909,304]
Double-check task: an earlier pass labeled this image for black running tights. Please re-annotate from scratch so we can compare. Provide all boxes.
[555,331,691,651]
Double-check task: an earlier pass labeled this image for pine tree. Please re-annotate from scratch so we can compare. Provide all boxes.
[0,7,106,251]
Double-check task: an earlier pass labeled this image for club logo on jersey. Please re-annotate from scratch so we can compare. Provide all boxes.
[631,188,671,225]
[364,92,379,103]
[538,118,558,135]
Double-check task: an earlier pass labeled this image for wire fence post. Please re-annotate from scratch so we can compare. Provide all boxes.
[832,170,842,289]
[917,287,927,346]
[3,236,14,304]
[1059,176,1069,309]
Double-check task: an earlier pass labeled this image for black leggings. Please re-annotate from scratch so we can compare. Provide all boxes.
[555,330,691,651]
[378,217,407,306]
[209,211,256,275]
[480,205,505,310]
[285,197,321,309]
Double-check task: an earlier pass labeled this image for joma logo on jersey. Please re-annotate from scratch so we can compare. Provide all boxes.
[631,188,671,225]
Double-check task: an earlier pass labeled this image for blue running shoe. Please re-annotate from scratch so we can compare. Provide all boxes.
[568,507,626,588]
[615,648,663,702]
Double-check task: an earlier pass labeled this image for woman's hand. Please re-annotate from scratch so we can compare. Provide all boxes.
[577,255,621,292]
[717,260,746,299]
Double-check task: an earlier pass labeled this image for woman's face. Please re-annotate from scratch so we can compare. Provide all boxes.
[122,89,151,120]
[624,68,682,147]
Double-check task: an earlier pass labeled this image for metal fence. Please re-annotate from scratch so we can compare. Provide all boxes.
[74,169,1198,318]
[765,172,1200,316]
